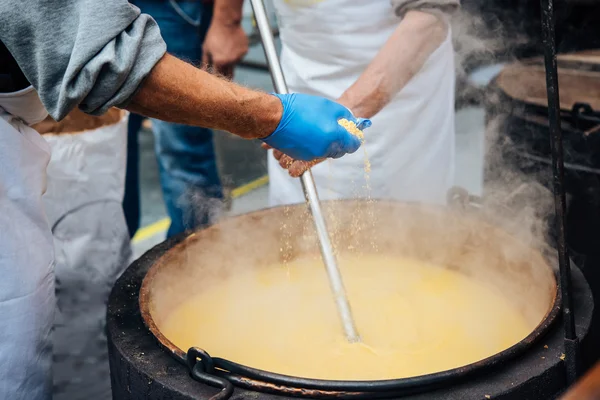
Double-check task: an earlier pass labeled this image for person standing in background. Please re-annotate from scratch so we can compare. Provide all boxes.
[125,0,241,238]
[204,0,457,206]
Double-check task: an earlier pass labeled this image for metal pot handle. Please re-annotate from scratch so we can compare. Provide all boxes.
[187,348,234,400]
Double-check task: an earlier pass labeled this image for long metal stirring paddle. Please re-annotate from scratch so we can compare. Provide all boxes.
[250,0,361,343]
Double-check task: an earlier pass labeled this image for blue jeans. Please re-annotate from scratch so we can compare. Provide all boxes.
[124,0,223,238]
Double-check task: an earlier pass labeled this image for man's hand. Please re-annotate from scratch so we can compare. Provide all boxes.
[261,94,365,161]
[203,0,248,78]
[203,21,248,77]
[264,98,367,176]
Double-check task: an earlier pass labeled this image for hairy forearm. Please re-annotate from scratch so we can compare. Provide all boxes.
[340,10,448,118]
[213,0,244,25]
[126,54,281,139]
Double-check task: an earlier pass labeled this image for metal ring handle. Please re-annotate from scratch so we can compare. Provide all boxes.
[187,347,233,400]
[191,364,234,400]
[187,347,215,373]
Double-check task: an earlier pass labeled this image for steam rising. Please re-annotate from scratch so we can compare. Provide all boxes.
[449,6,557,262]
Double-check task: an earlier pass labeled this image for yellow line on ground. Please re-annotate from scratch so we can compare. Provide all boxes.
[132,217,171,244]
[231,175,269,199]
[132,174,269,244]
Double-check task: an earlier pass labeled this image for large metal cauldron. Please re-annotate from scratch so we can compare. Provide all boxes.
[107,200,594,400]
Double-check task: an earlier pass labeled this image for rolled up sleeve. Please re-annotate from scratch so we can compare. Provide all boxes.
[390,0,460,18]
[0,0,167,120]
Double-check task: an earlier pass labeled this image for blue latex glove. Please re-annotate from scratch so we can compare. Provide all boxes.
[356,118,372,130]
[261,93,370,161]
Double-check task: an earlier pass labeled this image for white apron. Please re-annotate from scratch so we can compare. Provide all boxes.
[269,0,455,206]
[0,87,54,400]
[41,111,131,400]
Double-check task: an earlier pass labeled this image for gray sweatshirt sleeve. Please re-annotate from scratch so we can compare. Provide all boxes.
[0,0,167,120]
[390,0,460,18]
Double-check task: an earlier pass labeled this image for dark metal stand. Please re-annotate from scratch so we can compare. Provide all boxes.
[540,0,581,385]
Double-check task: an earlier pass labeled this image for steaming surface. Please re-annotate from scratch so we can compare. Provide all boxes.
[160,253,533,380]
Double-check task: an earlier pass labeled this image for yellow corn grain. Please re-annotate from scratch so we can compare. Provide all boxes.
[338,118,365,141]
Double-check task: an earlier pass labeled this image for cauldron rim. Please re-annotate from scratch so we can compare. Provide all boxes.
[138,199,561,397]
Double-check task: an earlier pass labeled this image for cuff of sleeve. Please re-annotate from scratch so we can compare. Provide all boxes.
[114,37,167,112]
[391,0,460,18]
[79,15,167,116]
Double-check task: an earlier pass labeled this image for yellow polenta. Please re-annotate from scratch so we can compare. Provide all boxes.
[160,254,532,380]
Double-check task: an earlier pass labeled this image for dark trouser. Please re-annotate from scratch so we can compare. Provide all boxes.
[124,0,223,238]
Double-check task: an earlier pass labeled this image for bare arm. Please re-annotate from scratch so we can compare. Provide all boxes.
[127,53,281,139]
[202,0,248,77]
[273,10,450,177]
[338,10,449,118]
